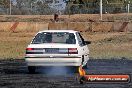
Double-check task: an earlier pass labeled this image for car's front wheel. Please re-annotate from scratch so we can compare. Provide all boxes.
[28,66,36,73]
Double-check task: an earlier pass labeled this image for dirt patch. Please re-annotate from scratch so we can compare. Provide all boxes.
[0,14,131,22]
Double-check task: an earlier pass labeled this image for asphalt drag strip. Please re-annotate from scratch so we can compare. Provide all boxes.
[0,58,132,88]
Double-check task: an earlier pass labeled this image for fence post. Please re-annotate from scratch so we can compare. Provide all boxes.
[100,0,103,20]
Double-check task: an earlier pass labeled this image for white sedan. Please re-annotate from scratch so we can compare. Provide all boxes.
[25,30,91,73]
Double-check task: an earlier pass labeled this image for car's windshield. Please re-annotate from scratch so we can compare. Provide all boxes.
[31,32,76,44]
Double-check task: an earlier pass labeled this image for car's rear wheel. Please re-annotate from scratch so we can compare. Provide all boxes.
[74,66,79,73]
[69,66,79,73]
[28,66,36,73]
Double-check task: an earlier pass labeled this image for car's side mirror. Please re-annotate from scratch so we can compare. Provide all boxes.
[85,41,91,45]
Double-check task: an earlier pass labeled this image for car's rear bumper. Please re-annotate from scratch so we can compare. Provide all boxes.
[25,57,82,66]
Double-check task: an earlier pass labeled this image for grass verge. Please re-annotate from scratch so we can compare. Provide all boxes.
[0,31,132,59]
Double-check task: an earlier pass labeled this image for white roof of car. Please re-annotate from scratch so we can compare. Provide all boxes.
[39,30,78,33]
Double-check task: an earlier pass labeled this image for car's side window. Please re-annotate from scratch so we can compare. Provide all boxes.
[76,32,85,46]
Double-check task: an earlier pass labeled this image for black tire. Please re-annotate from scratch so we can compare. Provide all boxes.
[79,76,86,84]
[75,66,79,73]
[71,66,79,73]
[28,66,36,73]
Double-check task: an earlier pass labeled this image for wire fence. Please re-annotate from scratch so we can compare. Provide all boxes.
[0,0,132,15]
[0,0,132,22]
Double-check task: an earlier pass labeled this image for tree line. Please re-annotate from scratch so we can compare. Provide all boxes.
[0,0,132,15]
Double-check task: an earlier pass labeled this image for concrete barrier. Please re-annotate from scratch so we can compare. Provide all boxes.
[49,22,132,32]
[48,22,113,32]
[48,22,91,32]
[0,22,49,32]
[92,22,113,32]
[0,22,131,32]
[113,22,132,32]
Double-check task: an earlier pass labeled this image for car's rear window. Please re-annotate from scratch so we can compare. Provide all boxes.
[31,32,76,44]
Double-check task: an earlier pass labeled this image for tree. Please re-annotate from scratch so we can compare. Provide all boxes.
[0,0,9,7]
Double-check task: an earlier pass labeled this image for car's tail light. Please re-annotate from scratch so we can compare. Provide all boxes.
[26,48,33,51]
[68,48,78,54]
